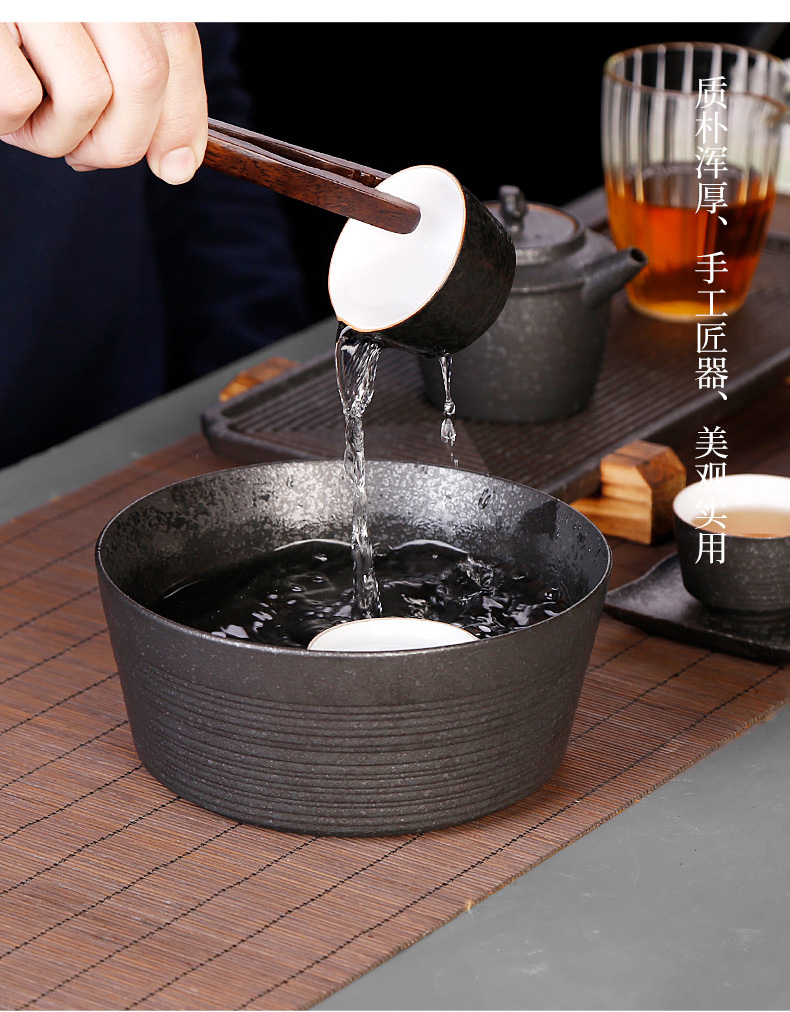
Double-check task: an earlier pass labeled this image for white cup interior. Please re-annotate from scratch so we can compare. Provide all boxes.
[328,165,466,332]
[307,616,477,653]
[674,473,790,530]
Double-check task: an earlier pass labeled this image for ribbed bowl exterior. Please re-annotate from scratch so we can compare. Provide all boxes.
[96,461,610,836]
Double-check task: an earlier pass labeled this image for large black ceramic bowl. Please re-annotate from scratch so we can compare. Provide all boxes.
[96,460,611,837]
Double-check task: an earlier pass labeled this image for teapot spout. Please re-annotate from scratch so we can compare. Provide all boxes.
[582,247,647,307]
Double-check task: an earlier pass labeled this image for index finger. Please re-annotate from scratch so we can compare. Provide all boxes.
[65,22,171,170]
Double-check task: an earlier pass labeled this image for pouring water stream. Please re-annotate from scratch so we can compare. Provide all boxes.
[335,330,462,619]
[335,328,382,618]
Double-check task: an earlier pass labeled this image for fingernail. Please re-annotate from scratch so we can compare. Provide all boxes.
[65,161,96,172]
[157,146,197,185]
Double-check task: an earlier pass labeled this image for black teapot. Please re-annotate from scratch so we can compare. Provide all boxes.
[421,185,646,423]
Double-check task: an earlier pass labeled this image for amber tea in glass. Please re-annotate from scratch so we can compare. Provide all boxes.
[602,43,787,322]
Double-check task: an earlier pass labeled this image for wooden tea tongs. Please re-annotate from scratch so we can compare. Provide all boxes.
[204,118,421,235]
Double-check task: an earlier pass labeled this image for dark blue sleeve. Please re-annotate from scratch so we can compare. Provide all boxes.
[145,23,310,387]
[0,23,310,468]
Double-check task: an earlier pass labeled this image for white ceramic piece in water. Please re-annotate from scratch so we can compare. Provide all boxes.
[307,616,477,653]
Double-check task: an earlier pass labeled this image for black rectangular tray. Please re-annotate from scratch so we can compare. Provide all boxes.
[606,554,790,664]
[202,235,790,503]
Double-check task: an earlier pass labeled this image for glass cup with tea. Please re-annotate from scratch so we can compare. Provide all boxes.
[602,42,788,321]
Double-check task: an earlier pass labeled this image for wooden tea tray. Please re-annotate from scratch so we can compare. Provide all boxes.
[201,233,790,503]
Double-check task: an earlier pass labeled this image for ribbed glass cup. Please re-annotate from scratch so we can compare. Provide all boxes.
[602,42,788,321]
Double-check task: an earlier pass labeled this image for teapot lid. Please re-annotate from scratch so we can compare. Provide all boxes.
[487,186,586,266]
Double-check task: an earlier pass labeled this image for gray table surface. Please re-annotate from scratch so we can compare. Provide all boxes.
[3,319,788,1012]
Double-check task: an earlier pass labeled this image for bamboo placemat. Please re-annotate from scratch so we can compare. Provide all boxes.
[1,415,789,1011]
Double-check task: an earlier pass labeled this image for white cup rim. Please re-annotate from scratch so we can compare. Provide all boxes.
[673,473,790,530]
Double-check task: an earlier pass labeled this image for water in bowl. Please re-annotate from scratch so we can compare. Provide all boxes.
[152,538,570,649]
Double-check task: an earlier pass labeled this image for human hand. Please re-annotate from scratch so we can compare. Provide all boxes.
[0,22,208,184]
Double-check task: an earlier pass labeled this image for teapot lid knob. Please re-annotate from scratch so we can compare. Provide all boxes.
[498,185,528,231]
[488,188,586,265]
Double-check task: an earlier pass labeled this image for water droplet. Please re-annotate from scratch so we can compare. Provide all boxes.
[438,355,459,467]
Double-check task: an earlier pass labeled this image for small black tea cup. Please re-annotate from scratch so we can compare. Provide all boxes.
[673,474,790,615]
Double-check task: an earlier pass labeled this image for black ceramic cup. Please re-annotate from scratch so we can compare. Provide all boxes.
[96,460,611,837]
[328,165,515,358]
[674,474,790,614]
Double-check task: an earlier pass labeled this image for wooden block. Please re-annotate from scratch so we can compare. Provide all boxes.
[219,357,299,402]
[571,440,687,544]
